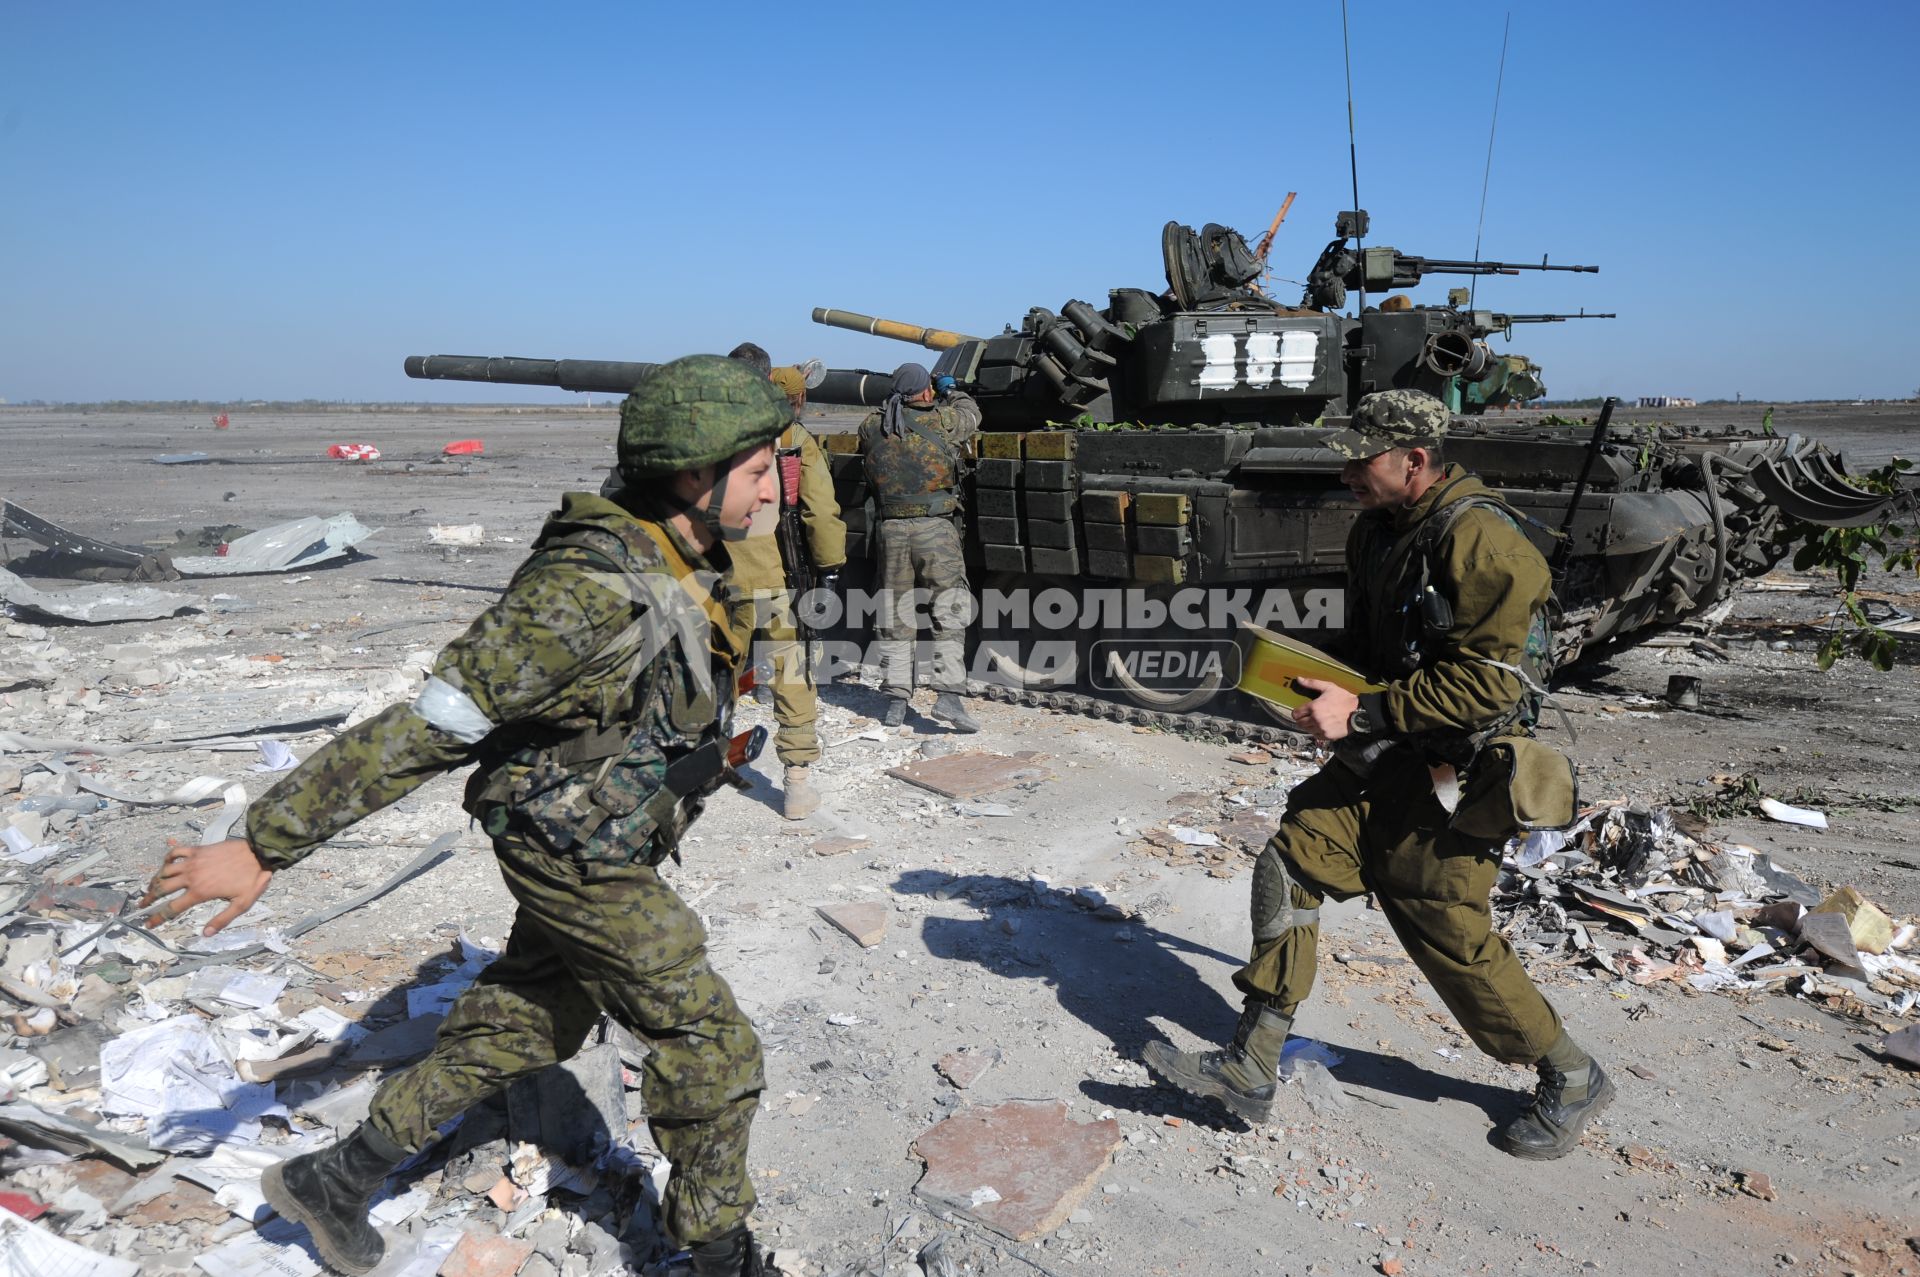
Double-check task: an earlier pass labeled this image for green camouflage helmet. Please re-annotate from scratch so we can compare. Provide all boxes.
[617,354,793,479]
[1324,388,1451,460]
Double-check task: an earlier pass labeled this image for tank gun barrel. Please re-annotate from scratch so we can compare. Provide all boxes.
[811,308,979,351]
[405,353,895,408]
[404,354,662,395]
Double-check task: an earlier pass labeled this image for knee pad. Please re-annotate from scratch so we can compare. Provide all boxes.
[1250,841,1320,942]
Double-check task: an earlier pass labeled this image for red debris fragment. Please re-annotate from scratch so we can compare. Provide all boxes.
[327,443,381,461]
[442,439,485,456]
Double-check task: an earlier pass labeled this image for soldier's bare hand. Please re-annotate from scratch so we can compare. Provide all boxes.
[1291,678,1358,743]
[141,837,275,936]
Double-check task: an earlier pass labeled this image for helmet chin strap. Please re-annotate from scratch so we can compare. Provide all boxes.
[705,464,748,543]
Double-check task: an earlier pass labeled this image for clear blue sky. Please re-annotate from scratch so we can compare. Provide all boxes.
[4,1,1916,403]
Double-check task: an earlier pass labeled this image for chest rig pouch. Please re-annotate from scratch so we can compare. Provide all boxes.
[469,519,739,866]
[1360,488,1559,772]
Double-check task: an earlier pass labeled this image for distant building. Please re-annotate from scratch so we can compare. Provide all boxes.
[1637,395,1696,408]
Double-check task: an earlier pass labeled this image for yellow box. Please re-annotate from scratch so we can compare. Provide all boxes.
[976,433,1023,459]
[1237,624,1384,710]
[1133,493,1190,526]
[1022,431,1077,460]
[1131,555,1187,584]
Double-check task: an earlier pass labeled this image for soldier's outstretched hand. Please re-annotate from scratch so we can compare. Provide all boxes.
[141,837,275,936]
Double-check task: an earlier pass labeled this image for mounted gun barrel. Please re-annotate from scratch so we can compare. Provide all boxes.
[811,308,979,351]
[404,355,661,395]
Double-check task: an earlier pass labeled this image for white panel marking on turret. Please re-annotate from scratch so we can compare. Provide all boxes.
[1244,332,1280,388]
[1198,334,1239,390]
[1278,330,1319,389]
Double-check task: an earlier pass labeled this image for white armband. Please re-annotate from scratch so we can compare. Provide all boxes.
[413,675,495,744]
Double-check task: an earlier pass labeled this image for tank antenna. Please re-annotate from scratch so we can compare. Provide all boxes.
[1468,12,1513,310]
[1340,0,1364,315]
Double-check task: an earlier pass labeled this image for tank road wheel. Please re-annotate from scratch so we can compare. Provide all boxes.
[1094,625,1228,714]
[969,572,1082,692]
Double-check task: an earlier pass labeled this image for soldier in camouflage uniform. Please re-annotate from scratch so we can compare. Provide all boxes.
[141,356,790,1277]
[729,362,845,819]
[858,361,983,732]
[1144,389,1613,1161]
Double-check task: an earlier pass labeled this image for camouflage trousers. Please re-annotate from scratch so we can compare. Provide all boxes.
[1233,746,1562,1064]
[873,515,970,697]
[368,824,765,1246]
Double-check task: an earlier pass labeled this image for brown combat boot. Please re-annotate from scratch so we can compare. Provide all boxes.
[782,765,819,820]
[1142,1003,1291,1124]
[1497,1034,1615,1160]
[260,1124,407,1275]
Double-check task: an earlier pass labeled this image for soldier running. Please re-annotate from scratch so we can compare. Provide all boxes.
[858,361,983,732]
[141,356,790,1276]
[1144,388,1614,1160]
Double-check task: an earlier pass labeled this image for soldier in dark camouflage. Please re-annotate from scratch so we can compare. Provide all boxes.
[858,361,983,732]
[140,355,790,1277]
[1144,389,1613,1162]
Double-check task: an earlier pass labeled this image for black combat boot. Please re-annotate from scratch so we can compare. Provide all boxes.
[1497,1034,1616,1160]
[688,1227,769,1276]
[929,693,980,733]
[1142,1002,1291,1124]
[261,1123,408,1275]
[882,697,909,728]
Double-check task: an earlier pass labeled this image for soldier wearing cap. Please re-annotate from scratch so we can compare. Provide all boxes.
[1145,388,1612,1161]
[858,361,983,731]
[141,355,789,1277]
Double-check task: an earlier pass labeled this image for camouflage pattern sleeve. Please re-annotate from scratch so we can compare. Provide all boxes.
[1373,509,1547,735]
[432,546,654,727]
[940,392,982,451]
[795,428,847,570]
[244,547,652,867]
[244,703,472,868]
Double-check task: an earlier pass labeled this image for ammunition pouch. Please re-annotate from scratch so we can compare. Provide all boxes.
[1448,736,1578,841]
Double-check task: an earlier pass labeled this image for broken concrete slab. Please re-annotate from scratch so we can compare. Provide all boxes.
[810,835,869,858]
[817,901,888,948]
[935,1048,1000,1090]
[910,1099,1121,1241]
[886,750,1053,800]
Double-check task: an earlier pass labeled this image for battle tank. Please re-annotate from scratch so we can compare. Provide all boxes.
[403,211,1890,723]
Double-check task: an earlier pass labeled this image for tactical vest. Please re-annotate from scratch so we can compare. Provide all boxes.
[860,408,963,518]
[1349,477,1556,767]
[466,498,750,864]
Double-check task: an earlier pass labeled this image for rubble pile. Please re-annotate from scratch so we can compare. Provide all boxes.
[1494,803,1920,1024]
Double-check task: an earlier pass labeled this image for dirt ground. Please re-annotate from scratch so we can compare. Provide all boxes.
[2,403,1917,1277]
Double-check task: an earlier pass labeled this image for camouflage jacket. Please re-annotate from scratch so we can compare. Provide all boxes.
[245,493,752,869]
[731,421,846,594]
[858,391,982,518]
[1343,465,1552,760]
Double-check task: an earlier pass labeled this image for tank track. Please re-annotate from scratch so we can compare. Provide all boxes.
[967,679,1296,745]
